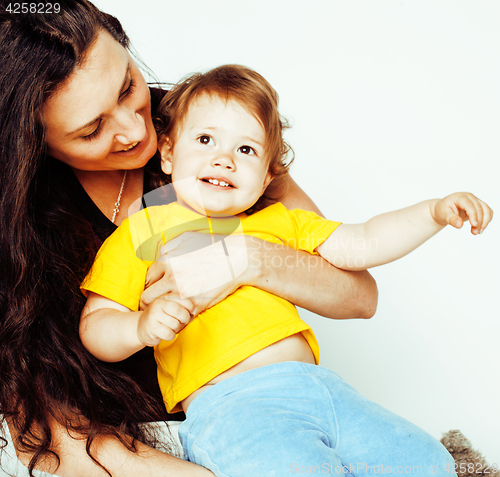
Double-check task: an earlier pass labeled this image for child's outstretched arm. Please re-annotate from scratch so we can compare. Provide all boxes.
[80,292,194,362]
[316,192,493,271]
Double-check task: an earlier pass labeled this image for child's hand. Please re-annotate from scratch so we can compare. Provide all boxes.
[431,192,493,234]
[137,296,194,347]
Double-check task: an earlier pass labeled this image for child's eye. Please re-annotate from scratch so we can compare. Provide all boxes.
[198,135,214,146]
[238,145,256,156]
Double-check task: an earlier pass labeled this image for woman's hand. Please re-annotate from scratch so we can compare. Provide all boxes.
[141,231,377,319]
[141,174,378,320]
[431,192,493,234]
[140,232,255,316]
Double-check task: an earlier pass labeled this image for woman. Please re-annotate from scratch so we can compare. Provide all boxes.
[0,1,377,476]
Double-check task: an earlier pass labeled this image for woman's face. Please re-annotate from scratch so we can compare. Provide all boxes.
[43,30,157,172]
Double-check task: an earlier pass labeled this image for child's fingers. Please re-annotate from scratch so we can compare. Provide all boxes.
[163,295,195,315]
[447,214,464,229]
[141,298,193,343]
[440,196,465,228]
[160,314,184,338]
[159,298,193,325]
[462,193,484,234]
[452,193,494,234]
[150,310,190,343]
[448,193,480,232]
[440,192,493,234]
[469,194,483,226]
[478,199,494,233]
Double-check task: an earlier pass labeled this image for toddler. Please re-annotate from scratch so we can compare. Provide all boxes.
[80,65,492,476]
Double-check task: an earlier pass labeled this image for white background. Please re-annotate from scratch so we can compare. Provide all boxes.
[94,0,500,463]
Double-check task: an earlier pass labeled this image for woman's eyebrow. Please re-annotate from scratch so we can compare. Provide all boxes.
[66,63,131,136]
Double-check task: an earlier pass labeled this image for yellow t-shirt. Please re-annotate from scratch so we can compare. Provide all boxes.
[82,202,341,412]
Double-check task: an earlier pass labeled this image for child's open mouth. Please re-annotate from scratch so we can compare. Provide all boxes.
[201,177,235,188]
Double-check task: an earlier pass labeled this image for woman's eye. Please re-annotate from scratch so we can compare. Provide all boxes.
[82,122,103,141]
[120,77,136,100]
[238,145,256,155]
[198,135,214,146]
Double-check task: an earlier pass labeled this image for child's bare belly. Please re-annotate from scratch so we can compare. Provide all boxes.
[181,333,315,412]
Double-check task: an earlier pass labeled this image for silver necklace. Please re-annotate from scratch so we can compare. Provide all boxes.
[111,170,127,224]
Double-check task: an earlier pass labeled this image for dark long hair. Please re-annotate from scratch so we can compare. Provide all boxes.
[0,1,170,475]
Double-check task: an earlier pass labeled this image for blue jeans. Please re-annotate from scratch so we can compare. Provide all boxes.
[179,362,456,477]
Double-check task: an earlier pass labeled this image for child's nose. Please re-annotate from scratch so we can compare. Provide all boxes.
[211,152,235,170]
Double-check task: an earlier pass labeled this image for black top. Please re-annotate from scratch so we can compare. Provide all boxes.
[71,87,184,421]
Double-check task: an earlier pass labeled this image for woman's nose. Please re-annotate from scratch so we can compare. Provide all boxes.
[210,152,235,170]
[114,107,146,145]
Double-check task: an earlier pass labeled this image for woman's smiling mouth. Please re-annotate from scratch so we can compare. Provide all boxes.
[121,141,139,152]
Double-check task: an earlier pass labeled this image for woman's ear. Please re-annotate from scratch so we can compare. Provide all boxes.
[159,138,173,175]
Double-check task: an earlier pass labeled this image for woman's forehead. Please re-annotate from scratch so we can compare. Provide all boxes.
[43,31,130,137]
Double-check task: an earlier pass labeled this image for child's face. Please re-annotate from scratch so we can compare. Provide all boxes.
[159,93,273,216]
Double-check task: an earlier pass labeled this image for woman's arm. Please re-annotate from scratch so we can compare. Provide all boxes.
[259,174,378,318]
[279,174,325,216]
[11,419,214,477]
[141,174,378,319]
[244,235,378,319]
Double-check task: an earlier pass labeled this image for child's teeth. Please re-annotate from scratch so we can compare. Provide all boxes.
[208,179,229,187]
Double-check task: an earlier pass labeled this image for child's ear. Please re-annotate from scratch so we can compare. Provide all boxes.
[262,172,274,193]
[159,138,173,175]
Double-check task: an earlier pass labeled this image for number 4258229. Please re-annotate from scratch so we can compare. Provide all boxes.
[6,3,61,13]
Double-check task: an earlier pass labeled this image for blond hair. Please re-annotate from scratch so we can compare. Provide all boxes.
[155,64,294,213]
